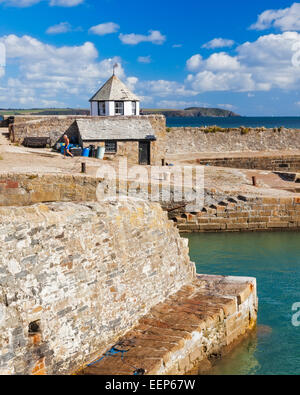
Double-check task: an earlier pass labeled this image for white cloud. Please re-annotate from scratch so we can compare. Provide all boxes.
[89,22,120,36]
[202,38,235,49]
[250,3,300,31]
[186,70,256,93]
[186,54,203,71]
[0,34,124,107]
[186,31,300,93]
[0,42,5,78]
[125,76,138,92]
[237,31,300,89]
[206,52,241,71]
[138,79,198,98]
[156,100,209,109]
[0,0,40,6]
[119,30,166,45]
[138,55,151,63]
[217,104,236,110]
[187,52,240,72]
[49,0,84,6]
[0,0,84,6]
[46,22,72,34]
[0,42,5,66]
[137,95,153,105]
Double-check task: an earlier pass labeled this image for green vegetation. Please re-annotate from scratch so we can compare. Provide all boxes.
[0,108,90,116]
[240,127,250,135]
[204,126,224,133]
[272,126,284,133]
[143,109,177,113]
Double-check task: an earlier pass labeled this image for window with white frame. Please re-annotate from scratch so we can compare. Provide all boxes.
[132,101,137,115]
[115,101,124,115]
[98,101,106,115]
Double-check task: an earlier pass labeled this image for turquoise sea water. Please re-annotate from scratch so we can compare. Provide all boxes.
[184,231,300,375]
[166,116,300,129]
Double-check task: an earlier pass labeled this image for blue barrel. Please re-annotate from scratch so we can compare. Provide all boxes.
[82,148,90,157]
[96,147,105,159]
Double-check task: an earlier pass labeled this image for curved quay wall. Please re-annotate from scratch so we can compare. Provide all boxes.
[0,200,195,375]
[0,173,259,375]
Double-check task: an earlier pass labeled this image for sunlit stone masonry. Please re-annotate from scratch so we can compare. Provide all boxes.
[0,199,257,375]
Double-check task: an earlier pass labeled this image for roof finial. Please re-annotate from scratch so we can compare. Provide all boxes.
[113,63,118,76]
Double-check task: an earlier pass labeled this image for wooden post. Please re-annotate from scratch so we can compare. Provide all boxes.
[252,176,257,186]
[81,163,86,174]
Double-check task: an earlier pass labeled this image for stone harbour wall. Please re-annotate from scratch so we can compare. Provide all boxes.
[148,115,167,166]
[0,200,195,375]
[166,127,300,154]
[191,154,300,172]
[170,195,300,233]
[10,116,84,146]
[0,172,201,209]
[0,173,102,207]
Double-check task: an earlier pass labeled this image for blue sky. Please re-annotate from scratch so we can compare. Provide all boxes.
[1,0,300,115]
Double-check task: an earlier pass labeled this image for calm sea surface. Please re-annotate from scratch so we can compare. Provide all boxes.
[184,231,300,375]
[166,116,300,129]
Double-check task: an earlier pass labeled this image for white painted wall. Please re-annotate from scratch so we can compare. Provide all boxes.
[107,101,115,116]
[136,101,140,116]
[90,100,140,116]
[124,101,132,116]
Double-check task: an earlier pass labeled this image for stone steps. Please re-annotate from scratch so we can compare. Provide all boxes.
[171,194,300,233]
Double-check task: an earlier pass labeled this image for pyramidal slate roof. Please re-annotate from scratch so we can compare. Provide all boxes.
[89,75,140,102]
[76,118,155,141]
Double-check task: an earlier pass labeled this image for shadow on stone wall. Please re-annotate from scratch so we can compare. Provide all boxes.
[54,121,80,147]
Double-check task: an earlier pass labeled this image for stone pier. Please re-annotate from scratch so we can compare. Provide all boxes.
[81,275,257,376]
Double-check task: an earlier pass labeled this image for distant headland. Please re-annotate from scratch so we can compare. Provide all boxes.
[141,107,240,118]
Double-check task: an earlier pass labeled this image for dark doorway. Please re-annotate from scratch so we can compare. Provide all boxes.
[139,141,150,165]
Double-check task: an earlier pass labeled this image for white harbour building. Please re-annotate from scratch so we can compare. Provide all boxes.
[89,74,140,117]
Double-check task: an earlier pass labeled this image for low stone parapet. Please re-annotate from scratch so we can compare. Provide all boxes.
[166,127,300,154]
[0,173,102,206]
[193,154,300,172]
